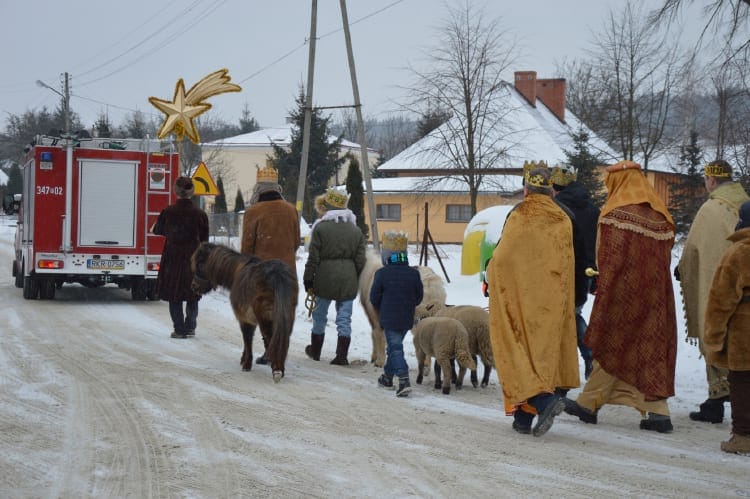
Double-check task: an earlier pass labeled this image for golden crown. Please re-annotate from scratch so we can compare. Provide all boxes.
[324,188,349,209]
[522,160,549,174]
[550,166,576,186]
[256,161,278,183]
[704,163,731,178]
[382,230,408,252]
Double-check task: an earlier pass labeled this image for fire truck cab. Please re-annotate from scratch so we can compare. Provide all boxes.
[12,135,179,300]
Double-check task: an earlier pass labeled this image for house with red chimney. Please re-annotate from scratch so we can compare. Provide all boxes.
[360,70,618,245]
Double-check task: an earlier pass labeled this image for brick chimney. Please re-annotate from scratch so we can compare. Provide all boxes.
[536,78,566,122]
[514,71,537,107]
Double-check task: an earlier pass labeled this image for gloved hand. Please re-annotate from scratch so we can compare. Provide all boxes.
[304,280,314,292]
[673,266,681,282]
[589,277,598,295]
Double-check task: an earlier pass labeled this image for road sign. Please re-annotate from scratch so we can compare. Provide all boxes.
[191,162,219,196]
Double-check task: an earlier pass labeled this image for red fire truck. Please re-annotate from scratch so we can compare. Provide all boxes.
[12,135,180,300]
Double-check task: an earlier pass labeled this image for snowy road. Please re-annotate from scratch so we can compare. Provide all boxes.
[0,215,748,498]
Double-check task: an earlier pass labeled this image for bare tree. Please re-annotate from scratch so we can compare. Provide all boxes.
[589,1,687,170]
[649,0,750,67]
[401,0,519,215]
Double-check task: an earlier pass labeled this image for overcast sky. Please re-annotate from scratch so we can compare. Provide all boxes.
[1,0,704,132]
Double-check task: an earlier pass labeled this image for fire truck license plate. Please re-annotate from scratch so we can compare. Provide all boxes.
[87,259,125,270]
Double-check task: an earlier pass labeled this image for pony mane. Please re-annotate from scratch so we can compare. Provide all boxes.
[201,243,259,289]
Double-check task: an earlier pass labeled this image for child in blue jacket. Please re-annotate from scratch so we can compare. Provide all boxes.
[369,231,423,397]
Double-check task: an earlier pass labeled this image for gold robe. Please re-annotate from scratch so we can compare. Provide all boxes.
[487,194,579,408]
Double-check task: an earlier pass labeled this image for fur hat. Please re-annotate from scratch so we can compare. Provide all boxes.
[550,165,577,188]
[736,200,750,231]
[315,188,349,214]
[175,176,195,198]
[704,159,732,178]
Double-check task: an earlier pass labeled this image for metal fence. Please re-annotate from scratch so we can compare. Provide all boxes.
[207,212,242,249]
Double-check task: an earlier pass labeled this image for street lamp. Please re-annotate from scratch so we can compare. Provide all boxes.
[36,72,70,136]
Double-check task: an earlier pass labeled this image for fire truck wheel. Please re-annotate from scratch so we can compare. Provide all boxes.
[39,280,56,300]
[146,280,158,301]
[13,260,23,288]
[131,279,148,301]
[22,275,39,300]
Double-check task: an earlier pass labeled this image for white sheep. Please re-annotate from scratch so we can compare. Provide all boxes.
[412,316,477,395]
[437,305,494,388]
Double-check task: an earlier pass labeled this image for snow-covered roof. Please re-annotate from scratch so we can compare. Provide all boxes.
[0,168,8,186]
[378,82,617,172]
[365,174,523,194]
[202,124,372,152]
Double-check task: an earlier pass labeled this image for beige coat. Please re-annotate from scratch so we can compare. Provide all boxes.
[704,228,750,371]
[678,182,748,342]
[487,194,579,406]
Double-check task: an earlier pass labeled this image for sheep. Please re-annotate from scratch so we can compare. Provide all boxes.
[436,305,494,388]
[412,316,477,395]
[359,249,447,367]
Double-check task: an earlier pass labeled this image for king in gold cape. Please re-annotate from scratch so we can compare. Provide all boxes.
[487,194,579,409]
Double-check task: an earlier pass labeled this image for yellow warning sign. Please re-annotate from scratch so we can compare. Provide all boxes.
[191,162,219,196]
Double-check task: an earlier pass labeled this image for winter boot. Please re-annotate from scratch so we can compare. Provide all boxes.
[378,374,394,390]
[689,397,727,423]
[305,333,324,361]
[330,336,351,366]
[639,413,673,433]
[721,434,750,455]
[396,376,412,397]
[563,398,598,424]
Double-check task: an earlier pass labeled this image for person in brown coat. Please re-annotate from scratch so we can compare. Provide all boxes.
[241,163,300,271]
[153,177,209,339]
[704,200,750,455]
[241,163,300,363]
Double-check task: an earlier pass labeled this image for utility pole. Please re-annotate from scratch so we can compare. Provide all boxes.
[338,0,380,251]
[295,0,317,220]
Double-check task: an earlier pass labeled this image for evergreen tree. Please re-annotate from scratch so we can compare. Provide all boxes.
[564,128,606,207]
[669,130,705,235]
[345,155,369,238]
[6,163,22,194]
[234,188,245,212]
[93,113,113,138]
[272,87,344,221]
[415,106,451,139]
[239,104,260,134]
[214,176,228,213]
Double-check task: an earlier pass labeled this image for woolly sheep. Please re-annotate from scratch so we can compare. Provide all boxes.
[437,305,494,388]
[412,316,477,395]
[359,249,447,367]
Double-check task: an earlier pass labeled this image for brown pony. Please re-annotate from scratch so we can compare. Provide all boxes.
[191,242,298,382]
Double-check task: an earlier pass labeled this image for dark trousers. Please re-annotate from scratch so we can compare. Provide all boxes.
[576,307,592,362]
[728,370,750,435]
[169,300,198,334]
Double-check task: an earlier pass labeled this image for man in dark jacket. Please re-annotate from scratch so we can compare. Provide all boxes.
[552,165,601,379]
[153,177,209,338]
[370,231,423,397]
[303,188,366,365]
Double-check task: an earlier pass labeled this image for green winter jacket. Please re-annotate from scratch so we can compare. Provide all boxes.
[304,216,366,301]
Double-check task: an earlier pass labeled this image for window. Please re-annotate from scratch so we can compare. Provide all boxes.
[376,204,401,221]
[446,204,472,222]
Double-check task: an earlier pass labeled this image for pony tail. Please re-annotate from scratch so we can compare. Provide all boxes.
[267,265,296,374]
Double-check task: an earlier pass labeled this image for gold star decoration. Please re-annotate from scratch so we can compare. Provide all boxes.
[149,69,242,144]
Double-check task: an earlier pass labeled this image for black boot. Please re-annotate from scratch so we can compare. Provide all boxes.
[689,397,726,423]
[330,336,351,365]
[305,333,324,361]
